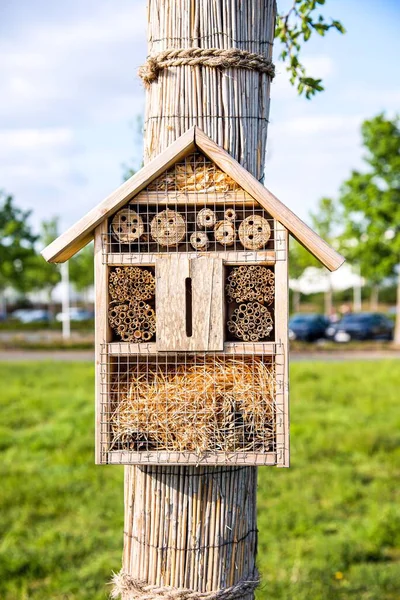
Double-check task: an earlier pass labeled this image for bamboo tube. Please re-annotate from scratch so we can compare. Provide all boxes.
[119,1,276,599]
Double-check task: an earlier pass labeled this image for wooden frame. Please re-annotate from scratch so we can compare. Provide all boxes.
[94,221,112,465]
[54,135,307,468]
[106,451,277,466]
[274,222,289,467]
[97,223,289,467]
[105,251,279,266]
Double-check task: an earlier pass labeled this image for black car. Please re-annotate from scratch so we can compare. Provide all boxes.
[326,313,394,342]
[289,314,330,342]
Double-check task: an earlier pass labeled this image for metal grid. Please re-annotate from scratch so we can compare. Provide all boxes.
[225,264,275,343]
[103,153,286,260]
[107,264,276,344]
[98,348,286,466]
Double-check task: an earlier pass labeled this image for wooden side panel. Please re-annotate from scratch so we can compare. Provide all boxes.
[133,191,255,205]
[191,257,224,351]
[107,451,277,466]
[107,251,275,266]
[156,255,224,351]
[274,222,289,467]
[156,255,190,351]
[94,221,112,464]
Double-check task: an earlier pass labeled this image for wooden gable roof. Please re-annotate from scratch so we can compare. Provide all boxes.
[42,126,344,271]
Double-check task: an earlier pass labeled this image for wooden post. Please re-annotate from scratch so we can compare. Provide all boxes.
[119,1,276,598]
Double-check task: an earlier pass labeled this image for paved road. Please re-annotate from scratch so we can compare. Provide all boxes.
[0,350,95,361]
[0,350,399,362]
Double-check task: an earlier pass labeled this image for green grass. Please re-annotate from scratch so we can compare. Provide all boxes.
[0,361,399,599]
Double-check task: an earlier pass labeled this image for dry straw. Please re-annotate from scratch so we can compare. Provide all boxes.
[110,356,275,454]
[112,209,144,243]
[148,155,240,193]
[150,209,186,246]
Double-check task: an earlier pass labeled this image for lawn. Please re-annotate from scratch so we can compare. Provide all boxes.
[0,361,399,600]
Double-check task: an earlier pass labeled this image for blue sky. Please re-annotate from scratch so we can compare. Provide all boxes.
[0,0,399,233]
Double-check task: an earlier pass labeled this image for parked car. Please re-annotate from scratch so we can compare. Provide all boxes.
[11,309,50,323]
[326,312,394,342]
[56,307,94,322]
[289,314,329,342]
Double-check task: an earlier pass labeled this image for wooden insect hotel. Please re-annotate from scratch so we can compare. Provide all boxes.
[42,126,344,468]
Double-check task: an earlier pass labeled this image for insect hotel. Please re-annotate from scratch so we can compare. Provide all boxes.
[42,127,344,468]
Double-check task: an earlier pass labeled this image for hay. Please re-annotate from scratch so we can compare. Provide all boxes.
[110,356,275,454]
[150,209,186,246]
[238,215,271,250]
[111,208,144,243]
[190,231,210,250]
[148,153,241,193]
[214,220,236,246]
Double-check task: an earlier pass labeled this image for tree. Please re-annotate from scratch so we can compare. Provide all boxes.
[0,191,37,313]
[25,218,61,315]
[276,0,345,98]
[69,243,94,303]
[339,114,400,342]
[310,197,340,316]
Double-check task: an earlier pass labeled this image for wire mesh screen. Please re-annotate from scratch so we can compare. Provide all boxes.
[98,350,285,465]
[106,264,275,344]
[103,152,286,260]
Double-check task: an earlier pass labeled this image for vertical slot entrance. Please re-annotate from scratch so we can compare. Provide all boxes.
[185,277,193,337]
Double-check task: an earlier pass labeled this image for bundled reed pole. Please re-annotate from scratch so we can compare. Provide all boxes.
[143,0,276,180]
[114,2,277,599]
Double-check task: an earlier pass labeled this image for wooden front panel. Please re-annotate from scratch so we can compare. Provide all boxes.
[156,255,224,351]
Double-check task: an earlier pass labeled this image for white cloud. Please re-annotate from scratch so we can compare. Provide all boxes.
[302,55,335,79]
[0,1,146,128]
[0,128,74,150]
[276,114,362,136]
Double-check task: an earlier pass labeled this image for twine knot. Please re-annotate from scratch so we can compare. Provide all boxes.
[138,47,275,86]
[111,570,260,600]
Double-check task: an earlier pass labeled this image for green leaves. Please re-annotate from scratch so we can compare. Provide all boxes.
[339,115,400,285]
[0,192,37,294]
[276,1,346,98]
[69,244,94,293]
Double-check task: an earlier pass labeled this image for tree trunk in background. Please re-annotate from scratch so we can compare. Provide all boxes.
[324,272,333,317]
[370,284,379,311]
[121,2,276,597]
[293,289,301,314]
[394,271,400,345]
[0,292,6,317]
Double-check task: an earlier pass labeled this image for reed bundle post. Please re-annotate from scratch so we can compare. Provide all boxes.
[116,1,277,599]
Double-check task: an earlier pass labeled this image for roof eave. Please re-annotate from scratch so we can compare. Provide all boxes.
[42,125,344,272]
[42,127,197,263]
[194,127,345,272]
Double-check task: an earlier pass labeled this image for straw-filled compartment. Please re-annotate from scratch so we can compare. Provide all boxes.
[107,354,276,456]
